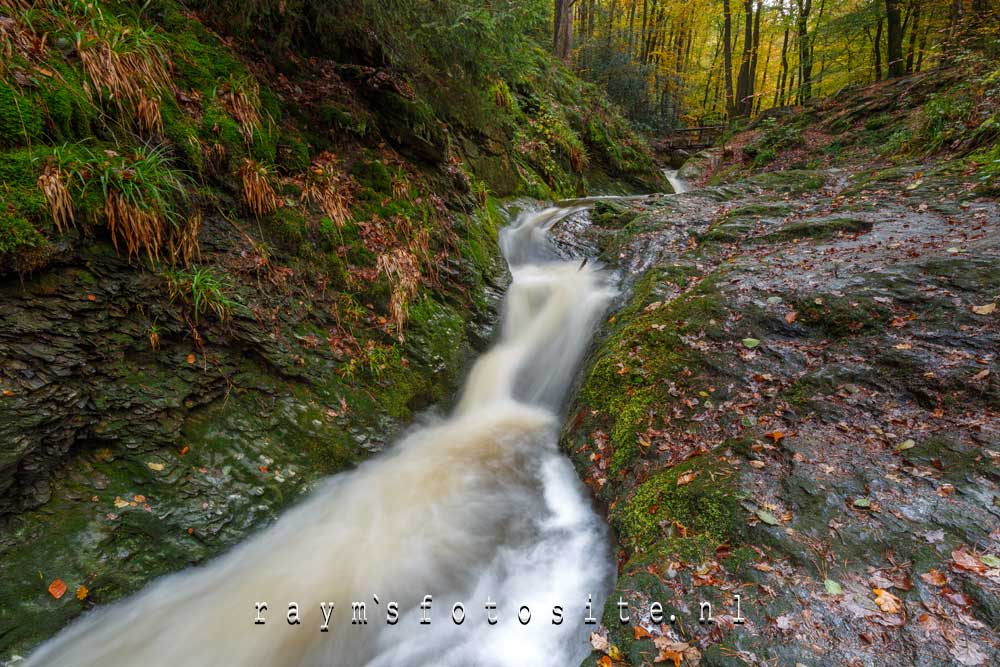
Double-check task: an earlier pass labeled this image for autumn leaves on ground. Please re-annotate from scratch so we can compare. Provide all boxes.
[563,63,1000,667]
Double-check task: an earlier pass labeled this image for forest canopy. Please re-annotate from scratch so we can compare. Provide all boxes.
[554,0,1000,128]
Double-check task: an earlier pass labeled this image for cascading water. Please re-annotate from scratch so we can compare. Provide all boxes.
[24,205,617,667]
[662,169,687,194]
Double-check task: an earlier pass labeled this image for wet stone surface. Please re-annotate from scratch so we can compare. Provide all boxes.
[564,159,1000,666]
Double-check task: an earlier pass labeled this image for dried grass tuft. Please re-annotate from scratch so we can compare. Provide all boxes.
[136,93,163,135]
[240,158,279,218]
[106,189,166,262]
[376,247,421,339]
[169,210,201,266]
[301,161,353,228]
[37,163,74,232]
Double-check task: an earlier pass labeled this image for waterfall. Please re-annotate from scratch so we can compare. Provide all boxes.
[24,205,616,667]
[663,169,687,194]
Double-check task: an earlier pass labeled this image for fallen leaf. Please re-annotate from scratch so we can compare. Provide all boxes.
[824,579,843,595]
[784,310,798,324]
[895,439,915,452]
[113,496,129,509]
[76,585,88,601]
[981,554,1000,568]
[950,639,987,666]
[146,461,165,472]
[86,294,96,301]
[853,497,871,508]
[971,368,989,382]
[952,548,988,575]
[186,354,196,364]
[756,509,780,525]
[48,579,67,599]
[598,657,612,667]
[133,494,146,503]
[872,587,902,614]
[765,431,784,443]
[589,631,609,653]
[742,338,760,349]
[971,303,996,315]
[920,569,946,586]
[179,446,190,456]
[633,625,652,639]
[676,470,698,486]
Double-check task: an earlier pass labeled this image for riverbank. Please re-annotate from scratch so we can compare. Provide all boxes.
[566,65,1000,666]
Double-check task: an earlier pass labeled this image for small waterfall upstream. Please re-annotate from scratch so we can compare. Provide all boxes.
[25,206,617,667]
[663,169,687,194]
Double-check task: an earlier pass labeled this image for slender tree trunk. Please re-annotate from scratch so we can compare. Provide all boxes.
[775,8,790,107]
[915,15,928,71]
[795,0,813,103]
[885,0,905,77]
[723,0,735,118]
[757,28,773,114]
[873,18,883,80]
[905,0,921,73]
[735,0,754,116]
[748,1,763,114]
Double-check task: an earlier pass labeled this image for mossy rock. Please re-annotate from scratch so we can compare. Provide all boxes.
[746,169,827,193]
[767,216,872,242]
[591,200,638,228]
[0,81,44,147]
[794,294,891,339]
[610,455,744,564]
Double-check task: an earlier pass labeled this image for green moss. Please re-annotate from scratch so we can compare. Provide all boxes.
[746,169,827,193]
[351,158,393,193]
[0,81,44,147]
[767,217,873,242]
[276,127,311,174]
[795,294,891,339]
[610,455,742,563]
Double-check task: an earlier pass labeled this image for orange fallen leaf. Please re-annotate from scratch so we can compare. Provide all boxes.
[598,657,612,667]
[179,446,190,456]
[765,431,784,443]
[76,585,88,601]
[186,354,196,364]
[676,470,698,486]
[86,294,96,301]
[1,390,13,397]
[633,625,652,639]
[656,650,683,666]
[784,310,798,324]
[951,548,987,575]
[258,465,269,473]
[873,587,902,614]
[920,569,946,586]
[48,579,67,599]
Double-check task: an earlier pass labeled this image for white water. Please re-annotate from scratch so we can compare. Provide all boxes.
[25,206,616,667]
[663,169,687,194]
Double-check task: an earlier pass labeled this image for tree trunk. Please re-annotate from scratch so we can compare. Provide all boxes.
[723,0,736,118]
[905,0,921,73]
[775,27,789,106]
[873,18,883,81]
[885,0,905,77]
[757,24,773,114]
[748,1,763,114]
[735,0,754,116]
[795,0,813,103]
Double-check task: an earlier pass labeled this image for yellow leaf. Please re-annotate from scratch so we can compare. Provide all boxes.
[147,462,165,472]
[76,585,88,601]
[113,496,129,509]
[48,579,67,599]
[873,587,902,614]
[971,303,996,315]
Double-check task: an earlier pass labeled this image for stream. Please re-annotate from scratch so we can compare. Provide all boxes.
[24,205,617,667]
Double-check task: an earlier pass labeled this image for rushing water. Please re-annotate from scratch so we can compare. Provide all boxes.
[25,206,617,667]
[663,169,687,194]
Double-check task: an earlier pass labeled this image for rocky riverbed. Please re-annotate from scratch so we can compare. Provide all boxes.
[565,153,1000,665]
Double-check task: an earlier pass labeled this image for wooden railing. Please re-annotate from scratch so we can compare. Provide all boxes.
[655,125,726,150]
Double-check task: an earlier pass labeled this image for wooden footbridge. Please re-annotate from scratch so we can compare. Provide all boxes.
[655,125,726,150]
